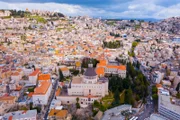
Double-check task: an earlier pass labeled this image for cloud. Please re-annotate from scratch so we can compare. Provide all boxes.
[0,0,179,19]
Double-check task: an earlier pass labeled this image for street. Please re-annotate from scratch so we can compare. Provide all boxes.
[43,78,59,120]
[133,57,155,120]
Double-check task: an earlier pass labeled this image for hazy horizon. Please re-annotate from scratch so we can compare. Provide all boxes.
[0,0,180,19]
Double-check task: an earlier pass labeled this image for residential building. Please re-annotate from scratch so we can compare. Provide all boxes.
[152,71,164,84]
[0,96,16,104]
[48,109,69,120]
[38,73,51,81]
[96,60,126,78]
[149,113,169,120]
[0,11,11,17]
[29,69,41,85]
[11,72,21,82]
[3,109,37,120]
[60,66,70,77]
[32,81,52,105]
[158,93,180,120]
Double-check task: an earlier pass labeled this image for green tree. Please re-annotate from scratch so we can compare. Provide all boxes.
[152,94,158,104]
[112,89,120,107]
[76,103,80,109]
[176,92,180,99]
[132,41,138,48]
[76,97,79,103]
[124,87,133,104]
[59,69,64,81]
[122,78,131,89]
[93,100,100,107]
[29,102,33,110]
[152,85,158,94]
[176,82,180,92]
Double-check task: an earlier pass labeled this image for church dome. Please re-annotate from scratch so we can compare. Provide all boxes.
[84,67,97,77]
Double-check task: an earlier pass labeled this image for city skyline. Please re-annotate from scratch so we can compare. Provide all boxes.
[0,0,180,19]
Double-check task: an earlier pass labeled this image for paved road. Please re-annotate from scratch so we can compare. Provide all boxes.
[43,78,59,120]
[133,57,155,120]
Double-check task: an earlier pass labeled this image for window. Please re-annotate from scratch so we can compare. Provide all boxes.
[81,102,83,104]
[67,101,69,103]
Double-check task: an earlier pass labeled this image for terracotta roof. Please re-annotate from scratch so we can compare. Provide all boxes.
[11,72,20,76]
[29,69,40,76]
[0,96,16,101]
[156,84,162,88]
[16,69,22,72]
[8,116,13,120]
[38,74,50,81]
[55,88,61,96]
[28,92,34,97]
[96,67,105,76]
[106,65,126,70]
[48,109,68,118]
[87,94,96,98]
[60,67,69,71]
[117,65,126,70]
[34,81,51,95]
[15,86,22,91]
[106,65,119,69]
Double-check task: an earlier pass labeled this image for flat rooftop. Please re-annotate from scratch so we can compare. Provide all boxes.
[102,105,131,120]
[159,94,180,114]
[150,113,168,120]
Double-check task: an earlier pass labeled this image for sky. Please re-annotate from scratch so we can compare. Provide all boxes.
[0,0,180,19]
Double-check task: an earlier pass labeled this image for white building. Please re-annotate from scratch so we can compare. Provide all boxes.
[3,109,37,120]
[57,64,109,107]
[11,72,21,82]
[0,11,11,17]
[158,93,180,120]
[60,66,70,77]
[96,60,126,78]
[152,71,164,84]
[32,81,52,105]
[23,67,34,76]
[29,69,40,85]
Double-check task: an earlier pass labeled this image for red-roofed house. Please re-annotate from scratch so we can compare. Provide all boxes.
[11,72,21,82]
[96,59,126,78]
[32,81,52,105]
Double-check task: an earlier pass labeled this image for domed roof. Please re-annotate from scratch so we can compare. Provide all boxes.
[84,67,97,76]
[99,77,108,82]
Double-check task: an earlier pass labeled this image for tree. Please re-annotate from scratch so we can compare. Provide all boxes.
[132,41,138,48]
[152,94,158,103]
[112,89,120,107]
[176,92,180,99]
[76,103,80,109]
[76,97,79,103]
[124,87,133,104]
[29,102,33,110]
[122,78,131,89]
[59,69,64,81]
[81,68,84,74]
[32,65,36,70]
[152,85,158,94]
[93,100,100,107]
[176,82,180,92]
[136,61,140,69]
